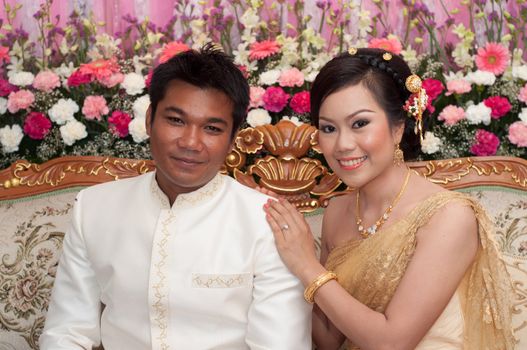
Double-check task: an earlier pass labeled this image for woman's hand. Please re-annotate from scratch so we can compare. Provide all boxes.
[263,198,325,285]
[255,185,282,199]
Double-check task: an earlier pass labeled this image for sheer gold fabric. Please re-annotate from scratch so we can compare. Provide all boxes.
[325,191,515,350]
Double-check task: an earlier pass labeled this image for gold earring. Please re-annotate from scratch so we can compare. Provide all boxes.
[393,143,404,166]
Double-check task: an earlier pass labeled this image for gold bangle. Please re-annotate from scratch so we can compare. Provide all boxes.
[303,271,338,304]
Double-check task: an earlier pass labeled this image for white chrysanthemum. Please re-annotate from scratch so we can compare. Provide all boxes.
[121,73,146,96]
[465,70,496,86]
[240,8,259,28]
[233,42,251,67]
[8,71,35,87]
[465,102,492,125]
[281,116,303,126]
[60,120,87,146]
[400,47,418,66]
[247,108,272,127]
[48,98,80,125]
[420,132,442,154]
[0,97,7,115]
[452,44,473,69]
[129,117,149,143]
[133,95,151,119]
[259,69,281,86]
[512,65,527,81]
[0,124,24,153]
[304,71,319,83]
[519,108,527,123]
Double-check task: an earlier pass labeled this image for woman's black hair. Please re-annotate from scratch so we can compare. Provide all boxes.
[310,48,422,160]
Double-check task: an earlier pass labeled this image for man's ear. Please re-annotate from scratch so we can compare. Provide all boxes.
[145,105,152,136]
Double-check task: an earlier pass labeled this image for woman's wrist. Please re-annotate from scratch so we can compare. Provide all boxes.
[298,262,328,287]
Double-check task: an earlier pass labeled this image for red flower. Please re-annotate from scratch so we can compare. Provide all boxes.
[67,70,93,87]
[249,40,281,61]
[289,91,310,114]
[159,41,191,63]
[470,129,500,156]
[0,46,10,65]
[23,112,52,140]
[422,79,444,113]
[483,96,511,119]
[145,70,153,89]
[79,58,121,81]
[108,110,132,138]
[262,86,290,113]
[0,78,18,96]
[237,65,249,79]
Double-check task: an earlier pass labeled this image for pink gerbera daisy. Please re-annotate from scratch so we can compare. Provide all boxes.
[159,41,191,63]
[368,36,402,55]
[249,40,281,61]
[475,42,510,75]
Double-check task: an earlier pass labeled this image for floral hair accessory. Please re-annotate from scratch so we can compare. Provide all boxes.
[403,74,428,142]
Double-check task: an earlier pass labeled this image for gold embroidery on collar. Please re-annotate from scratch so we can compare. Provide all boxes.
[174,173,225,208]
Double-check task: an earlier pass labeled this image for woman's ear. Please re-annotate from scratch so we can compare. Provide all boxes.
[392,121,405,144]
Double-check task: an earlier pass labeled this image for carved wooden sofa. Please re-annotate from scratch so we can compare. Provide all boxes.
[0,120,526,349]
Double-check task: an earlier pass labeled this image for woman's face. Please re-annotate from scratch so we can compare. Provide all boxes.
[317,83,403,188]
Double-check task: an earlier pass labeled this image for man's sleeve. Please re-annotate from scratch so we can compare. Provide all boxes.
[246,229,312,349]
[39,191,102,349]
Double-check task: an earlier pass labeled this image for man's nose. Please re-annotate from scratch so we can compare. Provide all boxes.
[177,126,203,151]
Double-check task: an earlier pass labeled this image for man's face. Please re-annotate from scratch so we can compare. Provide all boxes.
[146,80,234,201]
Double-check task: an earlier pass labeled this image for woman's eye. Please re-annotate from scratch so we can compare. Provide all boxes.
[352,119,369,129]
[319,124,336,133]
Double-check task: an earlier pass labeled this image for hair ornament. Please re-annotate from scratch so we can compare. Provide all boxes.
[382,52,392,61]
[348,47,358,55]
[403,74,427,142]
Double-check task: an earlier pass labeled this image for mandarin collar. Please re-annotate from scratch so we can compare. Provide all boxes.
[150,172,225,210]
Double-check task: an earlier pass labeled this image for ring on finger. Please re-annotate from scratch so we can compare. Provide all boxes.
[281,224,289,231]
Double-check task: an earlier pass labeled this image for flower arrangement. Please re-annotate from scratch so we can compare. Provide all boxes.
[0,0,526,170]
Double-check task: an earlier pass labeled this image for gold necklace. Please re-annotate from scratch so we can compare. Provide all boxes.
[355,169,411,238]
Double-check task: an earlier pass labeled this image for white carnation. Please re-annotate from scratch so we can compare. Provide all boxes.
[60,119,87,146]
[0,124,24,153]
[512,65,527,81]
[121,72,146,95]
[465,70,496,86]
[48,98,80,125]
[420,132,442,154]
[247,108,271,127]
[259,69,281,86]
[133,95,151,119]
[8,71,35,87]
[0,97,7,114]
[465,102,492,125]
[281,116,303,126]
[519,107,527,123]
[129,117,149,143]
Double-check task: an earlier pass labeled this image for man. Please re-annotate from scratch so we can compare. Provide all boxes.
[40,44,311,349]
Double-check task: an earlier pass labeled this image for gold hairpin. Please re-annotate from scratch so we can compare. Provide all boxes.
[348,47,358,55]
[403,74,427,143]
[405,74,422,93]
[382,52,392,61]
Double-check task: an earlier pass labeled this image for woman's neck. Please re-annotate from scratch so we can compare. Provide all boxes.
[357,165,410,213]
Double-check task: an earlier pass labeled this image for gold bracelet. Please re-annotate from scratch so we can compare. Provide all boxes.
[303,271,338,304]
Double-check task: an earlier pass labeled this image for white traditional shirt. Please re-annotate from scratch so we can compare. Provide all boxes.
[40,172,312,349]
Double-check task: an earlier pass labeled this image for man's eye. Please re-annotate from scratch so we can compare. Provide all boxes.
[352,119,369,129]
[167,116,183,124]
[319,124,335,133]
[205,125,223,133]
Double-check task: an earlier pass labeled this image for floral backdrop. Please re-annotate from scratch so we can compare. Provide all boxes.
[0,0,526,170]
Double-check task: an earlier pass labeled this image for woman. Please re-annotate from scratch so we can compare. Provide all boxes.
[263,48,515,349]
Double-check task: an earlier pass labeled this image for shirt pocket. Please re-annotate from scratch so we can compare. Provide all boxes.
[191,272,253,288]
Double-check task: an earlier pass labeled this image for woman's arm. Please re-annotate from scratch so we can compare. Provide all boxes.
[264,198,478,350]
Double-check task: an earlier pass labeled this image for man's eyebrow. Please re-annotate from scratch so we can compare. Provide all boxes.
[206,117,229,126]
[163,106,186,115]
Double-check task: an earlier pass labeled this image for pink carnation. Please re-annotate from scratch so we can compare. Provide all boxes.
[262,86,289,113]
[7,90,35,113]
[422,78,444,102]
[108,110,132,138]
[438,105,465,126]
[475,42,510,75]
[99,72,124,88]
[249,86,266,108]
[23,112,51,140]
[518,84,527,103]
[289,91,310,114]
[67,70,93,87]
[278,68,304,87]
[0,78,18,97]
[445,79,471,96]
[470,129,500,156]
[33,71,61,92]
[159,41,190,64]
[508,122,527,147]
[368,37,402,55]
[249,40,281,61]
[483,96,511,119]
[82,96,109,120]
